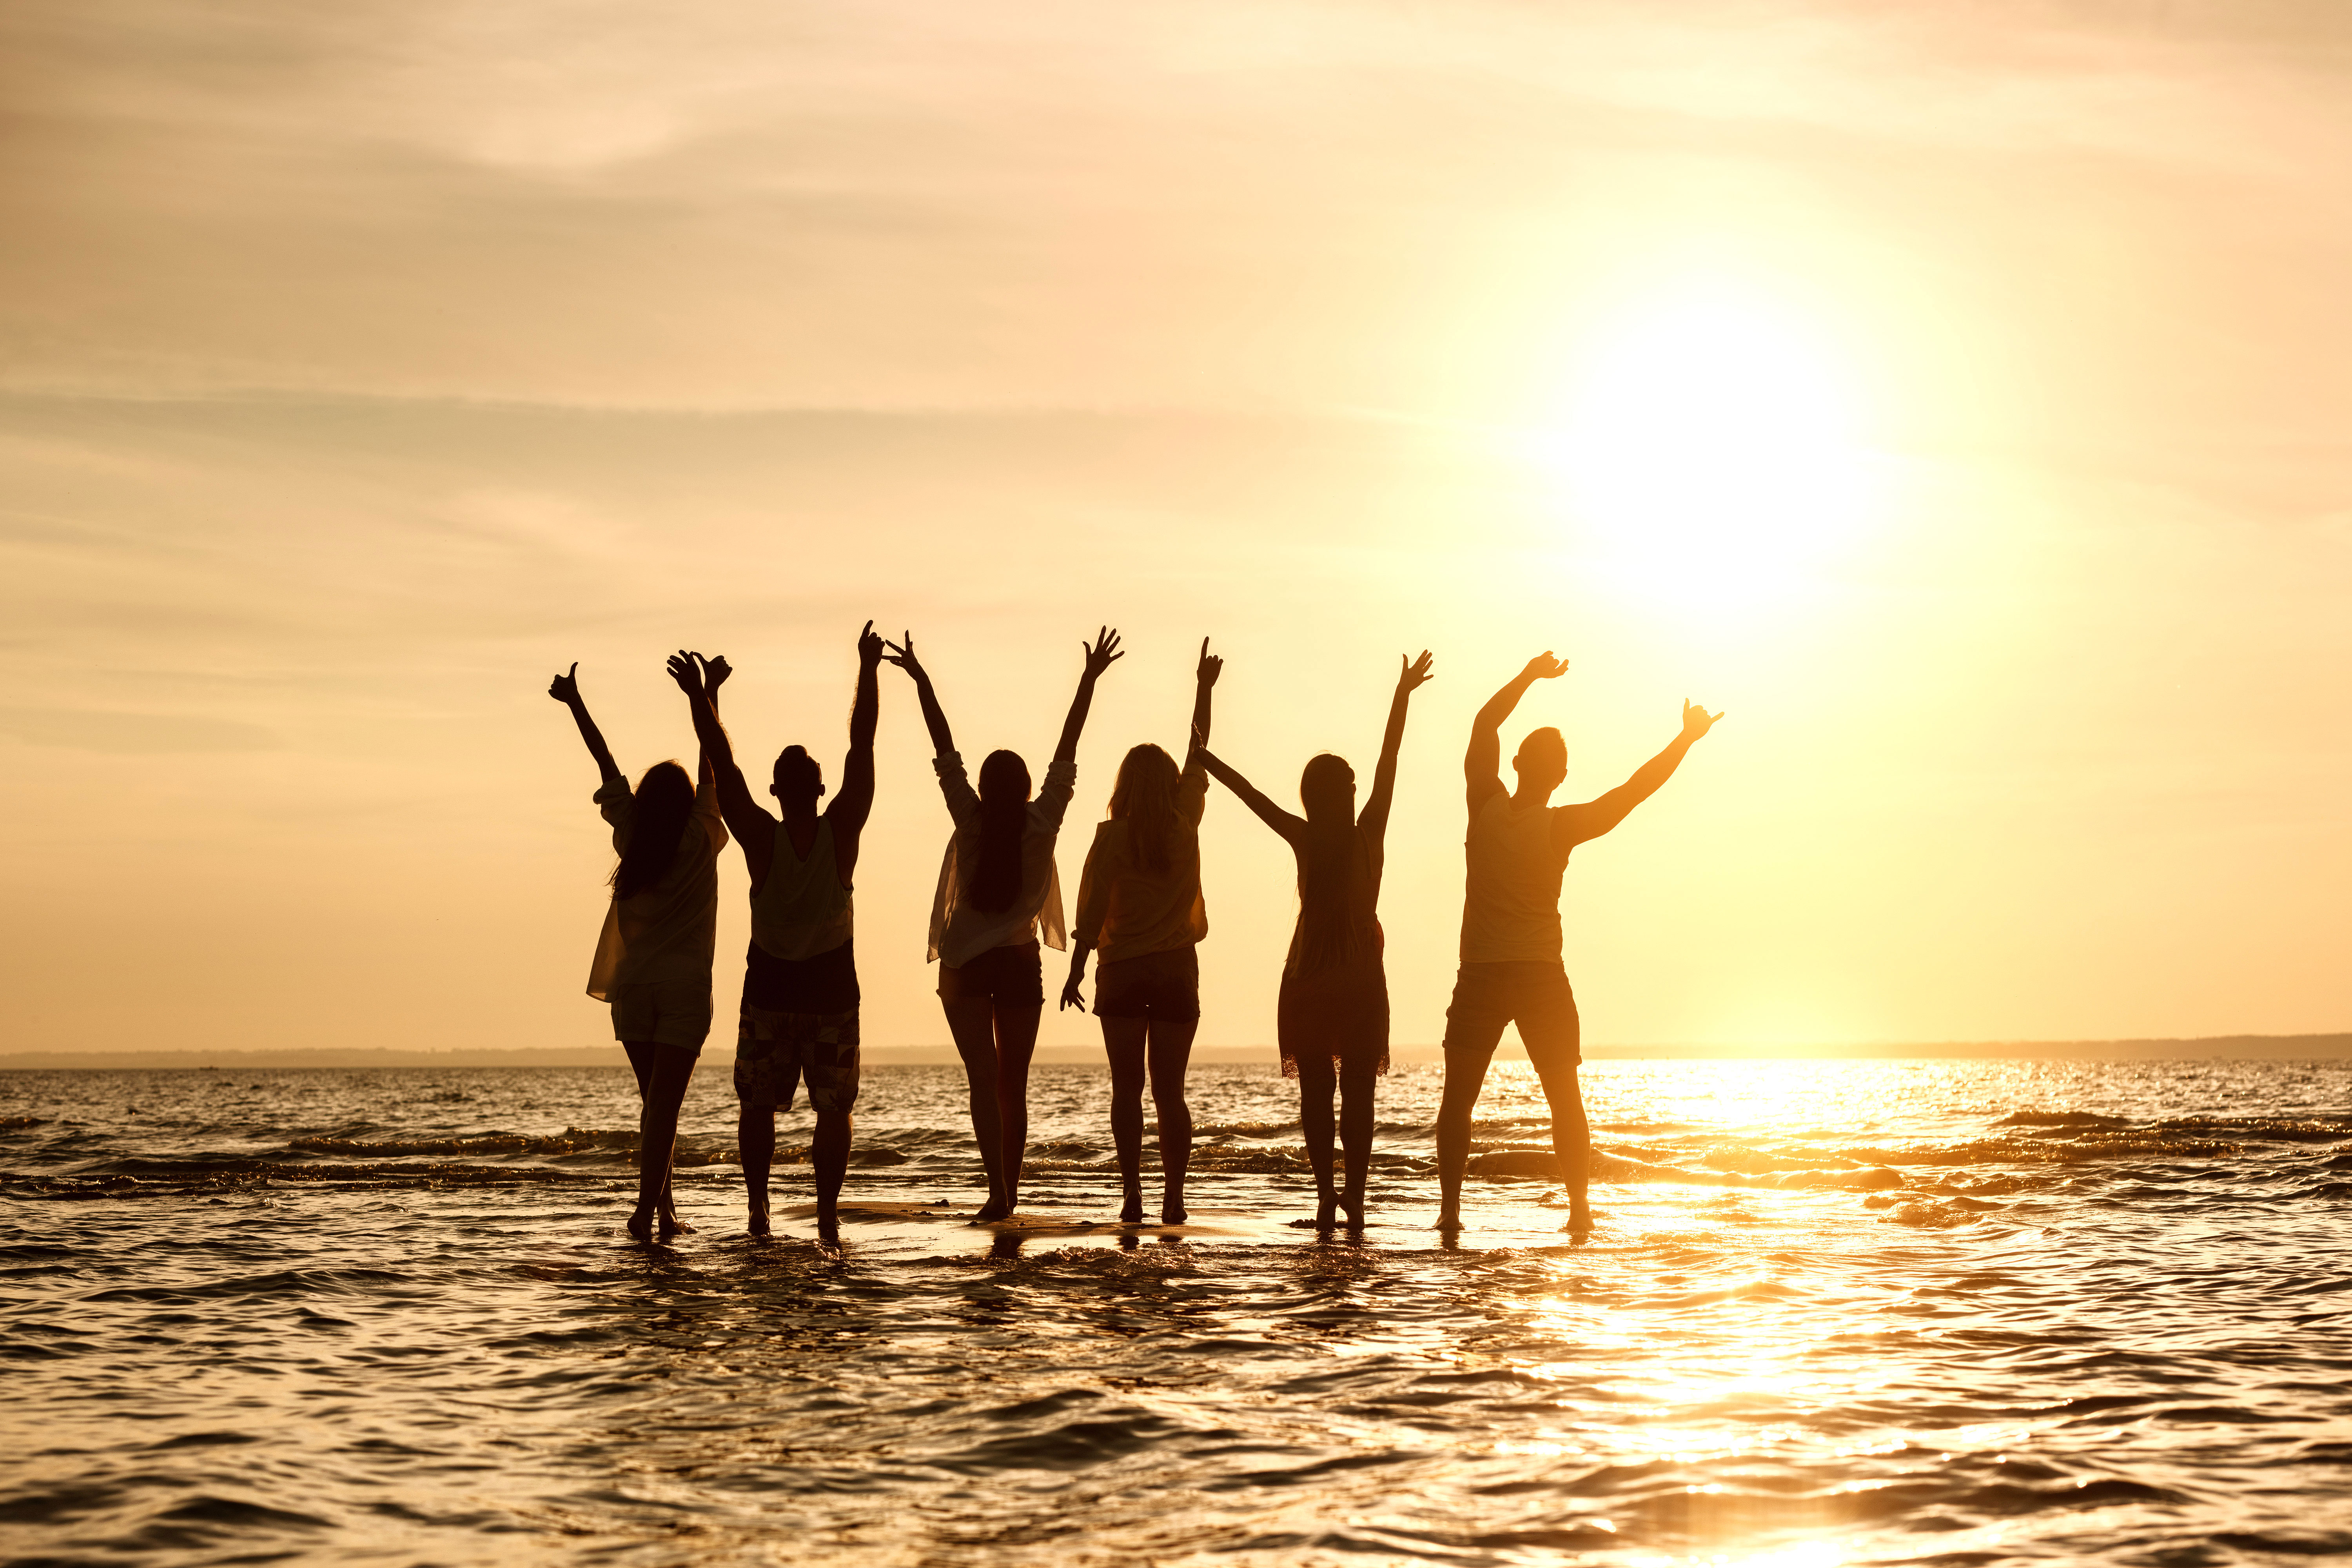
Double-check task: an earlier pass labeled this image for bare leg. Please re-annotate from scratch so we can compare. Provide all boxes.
[622,1042,696,1239]
[1435,1052,1493,1231]
[1146,1016,1198,1225]
[1102,1017,1148,1223]
[811,1108,852,1245]
[1295,1056,1339,1228]
[1533,1060,1591,1232]
[1337,1061,1378,1228]
[739,1103,775,1237]
[943,995,1007,1217]
[992,1000,1043,1217]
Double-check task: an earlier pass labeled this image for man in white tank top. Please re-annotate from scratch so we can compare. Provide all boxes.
[672,624,884,1247]
[1434,652,1721,1236]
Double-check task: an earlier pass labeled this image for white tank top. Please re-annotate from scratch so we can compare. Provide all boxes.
[1458,792,1569,964]
[751,817,854,962]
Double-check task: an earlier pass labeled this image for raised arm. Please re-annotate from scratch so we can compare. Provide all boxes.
[668,650,773,866]
[882,631,956,759]
[1053,626,1123,768]
[1556,700,1723,848]
[1360,650,1434,843]
[1197,749,1305,845]
[829,622,886,861]
[1185,636,1221,764]
[548,662,622,786]
[1467,651,1568,813]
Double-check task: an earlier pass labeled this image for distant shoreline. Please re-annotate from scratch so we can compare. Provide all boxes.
[1,1034,2343,1071]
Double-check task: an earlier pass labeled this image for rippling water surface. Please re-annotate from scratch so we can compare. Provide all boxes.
[4,1058,2349,1566]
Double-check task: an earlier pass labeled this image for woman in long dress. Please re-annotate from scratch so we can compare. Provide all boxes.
[1198,651,1433,1229]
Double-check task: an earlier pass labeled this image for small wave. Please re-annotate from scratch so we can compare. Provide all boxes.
[11,1161,604,1197]
[1998,1111,2131,1128]
[0,1115,43,1130]
[288,1128,637,1158]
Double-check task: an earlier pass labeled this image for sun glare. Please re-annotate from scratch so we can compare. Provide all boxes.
[1538,281,1882,588]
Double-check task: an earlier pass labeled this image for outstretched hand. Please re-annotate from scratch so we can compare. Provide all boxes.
[1082,626,1124,681]
[547,662,580,705]
[1196,636,1222,688]
[857,619,885,665]
[1397,649,1435,693]
[1682,699,1724,741]
[1521,651,1569,682]
[698,653,732,692]
[881,631,924,679]
[1058,974,1088,1013]
[665,650,704,697]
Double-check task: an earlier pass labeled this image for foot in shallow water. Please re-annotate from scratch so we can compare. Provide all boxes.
[626,1205,656,1242]
[746,1199,771,1239]
[815,1211,842,1253]
[973,1198,1012,1223]
[1564,1196,1593,1238]
[1338,1193,1365,1231]
[1161,1201,1188,1227]
[1434,1204,1462,1232]
[1118,1193,1145,1225]
[657,1209,691,1240]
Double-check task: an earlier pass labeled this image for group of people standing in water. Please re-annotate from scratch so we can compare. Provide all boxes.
[550,624,1720,1244]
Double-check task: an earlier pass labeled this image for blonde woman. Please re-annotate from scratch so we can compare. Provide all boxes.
[1062,639,1220,1225]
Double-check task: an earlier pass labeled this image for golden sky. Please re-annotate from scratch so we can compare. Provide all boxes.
[3,1,2347,1055]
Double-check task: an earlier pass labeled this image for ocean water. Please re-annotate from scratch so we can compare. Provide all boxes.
[2,1057,2348,1567]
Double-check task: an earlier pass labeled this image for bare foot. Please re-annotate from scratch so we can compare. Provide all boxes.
[1565,1197,1592,1237]
[1338,1193,1365,1230]
[747,1198,771,1238]
[626,1205,655,1241]
[1161,1200,1187,1227]
[1312,1195,1338,1230]
[1118,1193,1145,1225]
[1434,1205,1462,1232]
[974,1197,1011,1223]
[658,1209,690,1240]
[815,1213,842,1253]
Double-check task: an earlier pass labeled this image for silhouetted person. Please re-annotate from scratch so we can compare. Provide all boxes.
[1061,639,1221,1225]
[549,659,730,1241]
[670,625,883,1246]
[1198,650,1433,1230]
[886,627,1123,1221]
[1434,652,1721,1236]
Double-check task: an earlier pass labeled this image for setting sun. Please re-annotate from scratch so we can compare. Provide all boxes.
[1542,281,1882,583]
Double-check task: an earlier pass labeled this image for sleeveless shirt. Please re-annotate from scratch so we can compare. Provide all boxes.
[751,817,854,962]
[1457,792,1570,964]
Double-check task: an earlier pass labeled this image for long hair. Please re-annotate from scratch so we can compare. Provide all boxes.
[612,760,694,902]
[967,749,1032,913]
[1294,753,1365,970]
[1108,743,1183,875]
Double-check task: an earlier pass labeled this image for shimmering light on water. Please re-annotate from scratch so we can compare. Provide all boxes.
[4,1058,2350,1565]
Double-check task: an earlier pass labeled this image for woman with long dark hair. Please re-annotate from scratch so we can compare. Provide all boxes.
[886,628,1122,1221]
[1198,652,1433,1229]
[549,658,730,1241]
[1061,639,1221,1225]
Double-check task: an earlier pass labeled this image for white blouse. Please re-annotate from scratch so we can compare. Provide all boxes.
[926,752,1076,969]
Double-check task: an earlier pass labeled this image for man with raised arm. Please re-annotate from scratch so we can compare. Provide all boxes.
[669,622,884,1248]
[1434,652,1721,1236]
